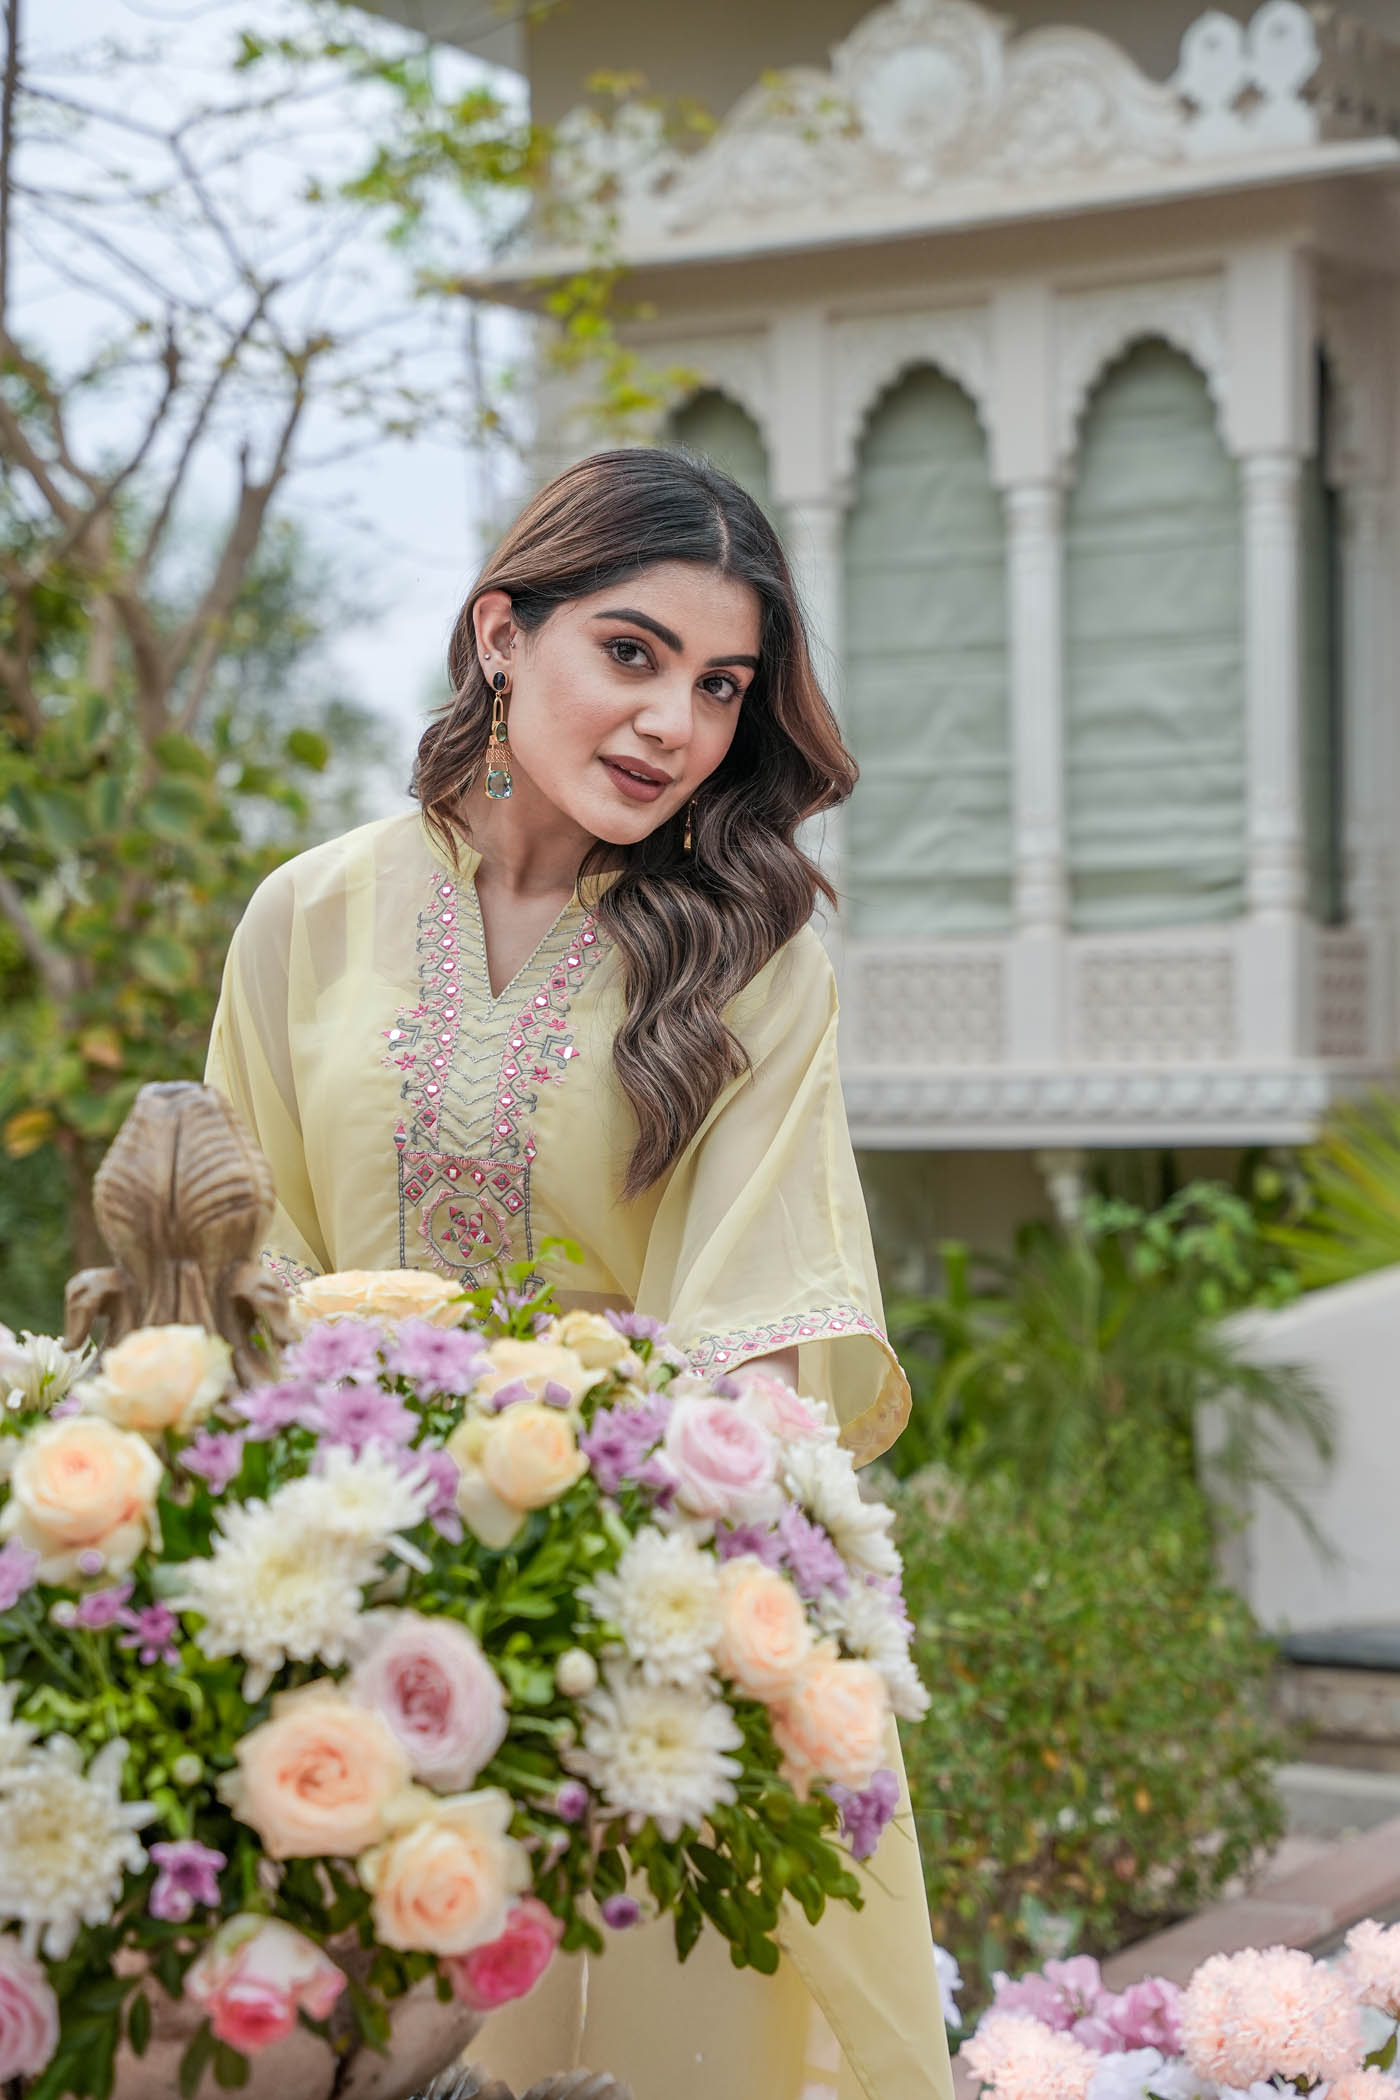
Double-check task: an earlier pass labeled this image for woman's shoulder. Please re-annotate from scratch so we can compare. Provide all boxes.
[727,920,837,1050]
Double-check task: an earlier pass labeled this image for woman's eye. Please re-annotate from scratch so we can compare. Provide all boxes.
[702,674,741,702]
[608,637,649,667]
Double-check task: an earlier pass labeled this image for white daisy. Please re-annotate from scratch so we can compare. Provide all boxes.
[0,1328,93,1414]
[579,1527,723,1689]
[279,1444,435,1569]
[0,1736,152,1957]
[781,1442,900,1581]
[817,1582,929,1720]
[169,1495,376,1689]
[564,1665,743,1840]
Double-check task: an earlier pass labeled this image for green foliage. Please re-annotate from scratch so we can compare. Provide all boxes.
[896,1450,1287,2020]
[1268,1092,1400,1289]
[885,1193,1332,1539]
[1079,1181,1300,1318]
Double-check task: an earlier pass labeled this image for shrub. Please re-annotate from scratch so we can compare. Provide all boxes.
[895,1448,1286,2020]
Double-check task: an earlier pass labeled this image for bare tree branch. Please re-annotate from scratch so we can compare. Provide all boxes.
[0,867,78,1002]
[0,0,19,332]
[135,296,266,583]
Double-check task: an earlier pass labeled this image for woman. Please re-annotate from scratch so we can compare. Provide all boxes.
[205,449,952,2100]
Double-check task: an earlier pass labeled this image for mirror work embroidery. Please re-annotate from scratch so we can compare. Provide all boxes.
[382,867,606,1282]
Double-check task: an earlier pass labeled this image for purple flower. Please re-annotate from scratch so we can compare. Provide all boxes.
[542,1380,574,1409]
[285,1323,385,1383]
[148,1838,226,1923]
[179,1429,246,1494]
[119,1603,180,1667]
[75,1549,106,1579]
[600,1894,641,1930]
[309,1384,416,1455]
[715,1522,782,1567]
[829,1768,899,1861]
[232,1378,317,1441]
[554,1780,589,1824]
[869,1573,913,1639]
[605,1310,665,1343]
[579,1396,673,1495]
[74,1582,133,1631]
[50,1393,82,1419]
[777,1506,848,1601]
[414,1446,463,1542]
[0,1541,38,1611]
[487,1378,532,1413]
[383,1320,486,1397]
[710,1374,741,1400]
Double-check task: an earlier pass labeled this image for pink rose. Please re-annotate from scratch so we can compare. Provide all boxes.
[0,1935,58,2081]
[350,1613,508,1792]
[443,1896,563,2011]
[662,1398,778,1522]
[1104,1976,1182,2054]
[732,1369,834,1445]
[185,1916,345,2055]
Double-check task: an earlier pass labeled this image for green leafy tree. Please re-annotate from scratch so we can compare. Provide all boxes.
[1267,1092,1400,1289]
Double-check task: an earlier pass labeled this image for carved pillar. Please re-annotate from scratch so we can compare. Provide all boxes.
[1237,449,1307,1059]
[1339,479,1391,929]
[1004,477,1069,1061]
[785,494,850,914]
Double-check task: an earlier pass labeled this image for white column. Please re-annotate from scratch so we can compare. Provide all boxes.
[1339,479,1391,929]
[1004,477,1069,1061]
[1238,449,1307,1057]
[785,493,850,935]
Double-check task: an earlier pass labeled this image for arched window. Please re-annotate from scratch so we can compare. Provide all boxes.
[1066,340,1245,931]
[843,366,1010,936]
[665,389,776,522]
[1302,351,1346,925]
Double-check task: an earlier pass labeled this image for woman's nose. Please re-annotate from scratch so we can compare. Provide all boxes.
[632,675,695,748]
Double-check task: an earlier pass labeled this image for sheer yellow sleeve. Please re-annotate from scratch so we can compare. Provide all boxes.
[204,865,326,1284]
[634,926,910,1467]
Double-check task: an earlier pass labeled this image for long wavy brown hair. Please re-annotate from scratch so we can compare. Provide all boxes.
[414,447,856,1197]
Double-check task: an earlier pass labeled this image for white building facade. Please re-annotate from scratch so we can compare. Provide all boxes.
[382,0,1400,1250]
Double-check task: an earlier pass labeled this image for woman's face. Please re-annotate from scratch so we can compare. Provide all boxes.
[473,561,762,848]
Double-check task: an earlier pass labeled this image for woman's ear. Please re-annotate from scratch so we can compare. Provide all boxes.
[472,590,516,676]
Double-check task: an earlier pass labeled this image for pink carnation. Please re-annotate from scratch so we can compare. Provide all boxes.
[960,2012,1098,2100]
[443,1897,563,2011]
[0,1935,58,2081]
[1329,2074,1397,2100]
[1343,1918,1400,2018]
[1101,1976,1182,2055]
[185,1916,345,2055]
[1179,1945,1363,2089]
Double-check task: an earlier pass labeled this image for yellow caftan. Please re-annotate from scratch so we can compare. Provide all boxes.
[205,809,953,2100]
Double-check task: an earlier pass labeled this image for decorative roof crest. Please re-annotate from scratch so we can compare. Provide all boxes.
[544,0,1400,249]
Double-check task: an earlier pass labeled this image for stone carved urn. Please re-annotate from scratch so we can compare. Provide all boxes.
[50,1081,632,2100]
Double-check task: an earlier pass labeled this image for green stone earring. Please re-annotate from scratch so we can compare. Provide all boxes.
[486,670,512,800]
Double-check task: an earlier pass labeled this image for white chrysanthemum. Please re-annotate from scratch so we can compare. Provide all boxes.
[579,1527,723,1688]
[0,1683,37,1770]
[0,1327,93,1414]
[781,1442,900,1580]
[817,1583,929,1720]
[170,1496,375,1687]
[564,1665,743,1840]
[278,1445,435,1569]
[0,1736,152,1958]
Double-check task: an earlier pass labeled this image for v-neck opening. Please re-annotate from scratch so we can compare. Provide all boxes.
[464,877,578,1007]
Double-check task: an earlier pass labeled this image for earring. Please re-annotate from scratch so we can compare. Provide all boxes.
[682,800,694,855]
[485,670,512,800]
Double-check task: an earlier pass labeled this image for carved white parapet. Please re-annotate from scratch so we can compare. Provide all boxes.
[537,0,1399,262]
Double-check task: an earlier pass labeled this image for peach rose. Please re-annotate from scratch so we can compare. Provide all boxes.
[357,1786,531,1956]
[551,1313,632,1373]
[85,1325,231,1437]
[770,1648,888,1799]
[185,1915,345,2054]
[474,1337,603,1409]
[446,1405,588,1549]
[0,1414,162,1582]
[296,1270,466,1329]
[221,1682,411,1859]
[715,1557,813,1704]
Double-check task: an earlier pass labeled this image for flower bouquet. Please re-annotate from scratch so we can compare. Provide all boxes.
[0,1253,925,2099]
[957,1932,1400,2099]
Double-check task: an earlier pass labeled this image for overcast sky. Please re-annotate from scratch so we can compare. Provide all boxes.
[16,0,529,803]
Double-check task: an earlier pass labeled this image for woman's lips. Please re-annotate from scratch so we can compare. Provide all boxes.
[600,757,669,804]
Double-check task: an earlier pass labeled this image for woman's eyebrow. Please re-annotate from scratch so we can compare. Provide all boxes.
[592,607,759,670]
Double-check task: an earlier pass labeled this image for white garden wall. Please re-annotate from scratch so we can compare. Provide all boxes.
[1212,1266,1400,1632]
